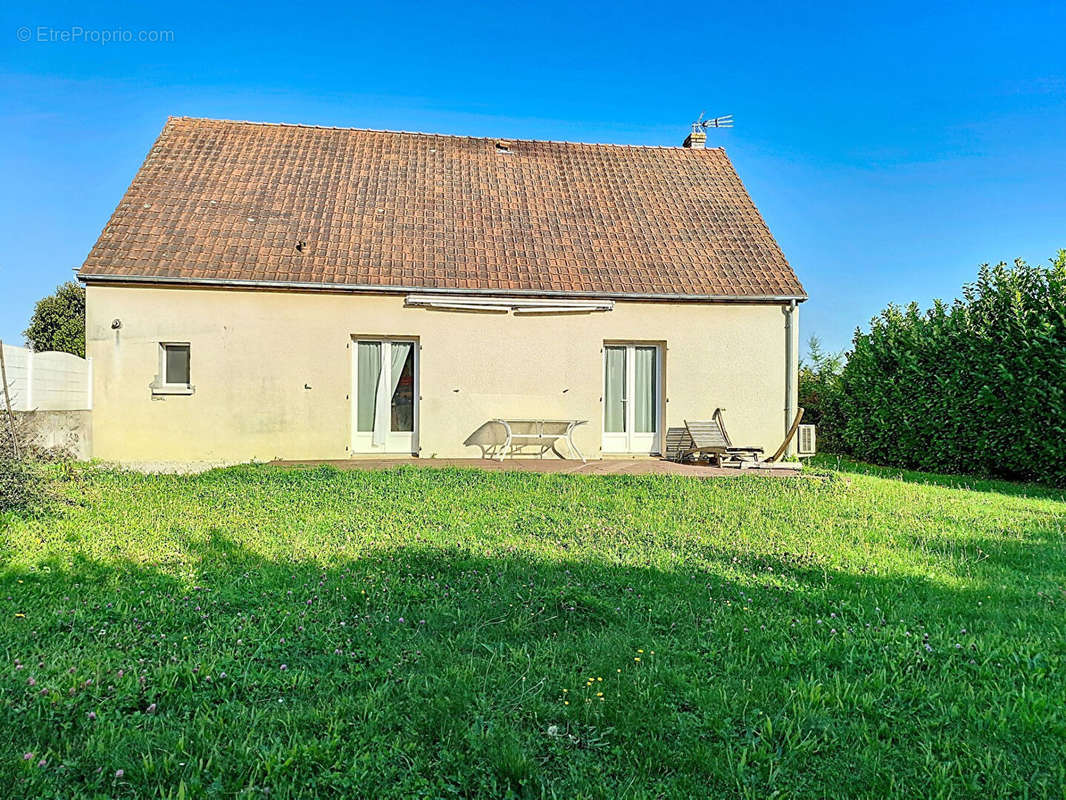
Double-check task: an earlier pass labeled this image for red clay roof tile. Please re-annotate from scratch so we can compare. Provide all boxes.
[80,117,805,299]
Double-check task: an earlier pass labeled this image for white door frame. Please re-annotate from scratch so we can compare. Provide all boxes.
[350,338,419,455]
[602,343,662,455]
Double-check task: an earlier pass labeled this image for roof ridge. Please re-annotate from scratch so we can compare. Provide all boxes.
[165,115,726,152]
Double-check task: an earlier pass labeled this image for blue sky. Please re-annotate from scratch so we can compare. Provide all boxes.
[1,0,1063,354]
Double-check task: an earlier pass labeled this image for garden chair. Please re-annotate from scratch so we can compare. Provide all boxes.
[680,410,764,467]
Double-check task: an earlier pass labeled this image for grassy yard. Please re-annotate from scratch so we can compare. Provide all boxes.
[1,458,1064,798]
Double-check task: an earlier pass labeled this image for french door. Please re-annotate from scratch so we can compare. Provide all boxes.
[352,339,418,454]
[602,343,661,455]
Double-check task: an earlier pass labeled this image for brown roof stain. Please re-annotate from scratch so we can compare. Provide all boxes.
[79,117,806,299]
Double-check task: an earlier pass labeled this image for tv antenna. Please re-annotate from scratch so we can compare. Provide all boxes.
[692,111,733,132]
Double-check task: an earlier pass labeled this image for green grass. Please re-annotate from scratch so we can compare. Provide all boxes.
[1,461,1064,798]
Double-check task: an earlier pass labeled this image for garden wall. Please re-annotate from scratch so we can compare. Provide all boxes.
[1,343,92,412]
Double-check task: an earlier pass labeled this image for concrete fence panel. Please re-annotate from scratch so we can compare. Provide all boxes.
[1,343,92,412]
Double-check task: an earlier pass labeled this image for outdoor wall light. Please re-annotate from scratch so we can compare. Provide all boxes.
[111,319,122,329]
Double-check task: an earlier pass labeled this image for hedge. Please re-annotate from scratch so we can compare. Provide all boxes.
[832,253,1066,487]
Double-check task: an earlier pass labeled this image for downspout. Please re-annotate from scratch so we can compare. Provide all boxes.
[783,299,798,450]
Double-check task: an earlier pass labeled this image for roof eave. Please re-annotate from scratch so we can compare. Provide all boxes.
[78,272,808,303]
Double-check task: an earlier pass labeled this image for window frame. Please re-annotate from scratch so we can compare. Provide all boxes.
[152,342,194,396]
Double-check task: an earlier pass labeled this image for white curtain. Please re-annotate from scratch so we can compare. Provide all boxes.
[634,347,656,433]
[372,342,411,446]
[604,346,625,433]
[356,342,381,433]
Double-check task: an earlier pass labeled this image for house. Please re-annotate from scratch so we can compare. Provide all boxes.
[78,117,806,463]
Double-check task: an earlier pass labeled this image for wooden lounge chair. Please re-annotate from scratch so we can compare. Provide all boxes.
[680,411,764,467]
[678,408,806,470]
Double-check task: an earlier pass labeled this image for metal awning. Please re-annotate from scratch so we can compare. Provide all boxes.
[405,294,614,314]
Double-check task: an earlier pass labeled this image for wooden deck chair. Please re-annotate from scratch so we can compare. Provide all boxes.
[680,415,763,467]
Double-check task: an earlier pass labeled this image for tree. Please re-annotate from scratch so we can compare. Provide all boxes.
[23,281,85,357]
[798,335,844,449]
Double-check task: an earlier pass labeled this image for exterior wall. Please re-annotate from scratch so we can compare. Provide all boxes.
[86,285,797,463]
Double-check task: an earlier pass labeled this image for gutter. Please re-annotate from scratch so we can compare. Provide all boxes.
[78,272,808,303]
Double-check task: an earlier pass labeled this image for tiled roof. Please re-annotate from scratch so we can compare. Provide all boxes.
[79,117,805,300]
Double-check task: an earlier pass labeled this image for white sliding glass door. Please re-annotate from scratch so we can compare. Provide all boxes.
[352,339,418,454]
[602,344,661,455]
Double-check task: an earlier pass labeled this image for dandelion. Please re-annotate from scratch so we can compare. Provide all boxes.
[634,657,641,662]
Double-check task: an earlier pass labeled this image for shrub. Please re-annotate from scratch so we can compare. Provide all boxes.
[0,413,70,512]
[0,457,48,512]
[833,252,1066,486]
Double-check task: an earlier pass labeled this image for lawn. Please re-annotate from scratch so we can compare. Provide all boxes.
[1,458,1064,798]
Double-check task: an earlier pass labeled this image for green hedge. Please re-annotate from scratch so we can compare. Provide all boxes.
[833,253,1066,487]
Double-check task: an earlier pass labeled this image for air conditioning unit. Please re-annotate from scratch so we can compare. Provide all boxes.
[797,424,817,457]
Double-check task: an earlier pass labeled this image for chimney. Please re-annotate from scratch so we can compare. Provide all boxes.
[683,129,706,149]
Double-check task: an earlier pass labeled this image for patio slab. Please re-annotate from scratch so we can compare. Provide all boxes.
[268,457,803,478]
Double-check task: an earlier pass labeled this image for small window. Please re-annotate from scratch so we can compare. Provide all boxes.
[164,344,190,385]
[152,343,193,395]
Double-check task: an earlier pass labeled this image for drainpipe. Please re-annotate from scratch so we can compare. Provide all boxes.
[783,300,798,450]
